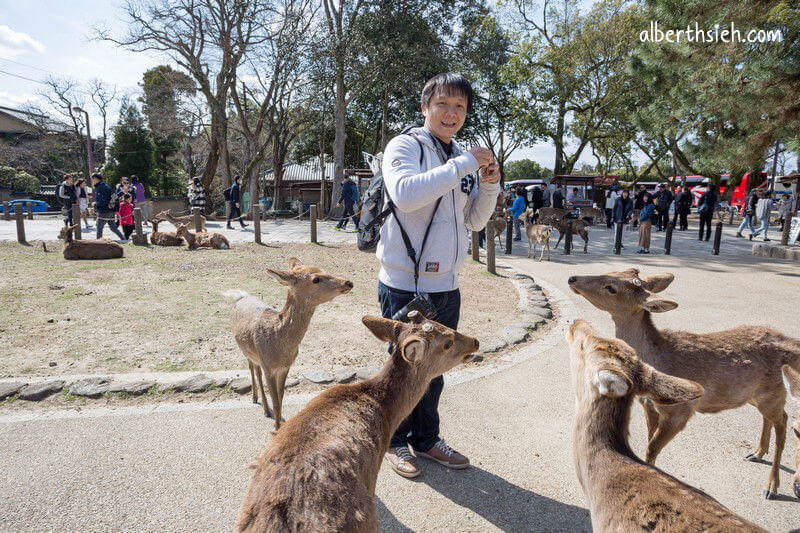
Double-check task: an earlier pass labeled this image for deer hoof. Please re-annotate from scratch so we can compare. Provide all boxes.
[252,398,259,404]
[744,453,760,462]
[263,410,274,419]
[794,481,800,499]
[764,490,776,500]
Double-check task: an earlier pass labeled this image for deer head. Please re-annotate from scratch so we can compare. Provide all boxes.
[566,319,703,405]
[567,268,678,317]
[362,313,479,379]
[266,257,353,306]
[58,224,78,241]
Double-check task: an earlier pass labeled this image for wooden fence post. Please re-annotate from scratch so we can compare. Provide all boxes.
[132,207,148,245]
[486,223,496,274]
[664,221,674,255]
[253,204,262,244]
[712,221,723,255]
[192,207,203,232]
[505,217,513,254]
[26,202,34,220]
[72,205,81,241]
[564,220,573,255]
[2,202,9,221]
[310,204,318,243]
[14,204,26,244]
[614,222,623,255]
[471,231,479,261]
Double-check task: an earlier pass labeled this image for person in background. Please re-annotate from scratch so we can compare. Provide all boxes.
[777,193,792,230]
[751,190,773,241]
[637,192,655,254]
[227,175,248,229]
[736,188,759,238]
[604,186,620,229]
[552,187,564,209]
[335,175,360,230]
[188,177,206,213]
[612,188,633,249]
[567,187,582,206]
[654,183,673,231]
[633,184,646,227]
[75,178,91,229]
[118,193,135,240]
[91,173,126,241]
[697,184,717,241]
[510,186,526,241]
[131,175,149,226]
[675,184,692,231]
[530,184,543,222]
[57,174,76,227]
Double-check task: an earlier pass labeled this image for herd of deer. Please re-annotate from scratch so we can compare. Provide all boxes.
[218,258,799,532]
[54,209,228,259]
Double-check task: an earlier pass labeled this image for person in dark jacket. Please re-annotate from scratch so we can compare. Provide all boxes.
[612,189,633,249]
[736,189,759,237]
[552,188,564,209]
[227,175,248,229]
[654,183,673,231]
[530,185,543,221]
[633,184,647,227]
[91,173,126,241]
[675,185,692,230]
[335,176,360,230]
[697,184,717,241]
[57,174,77,227]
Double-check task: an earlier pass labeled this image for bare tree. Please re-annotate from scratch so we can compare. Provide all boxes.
[88,78,118,160]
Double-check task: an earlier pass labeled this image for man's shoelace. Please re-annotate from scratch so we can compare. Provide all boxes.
[434,439,455,457]
[395,446,414,462]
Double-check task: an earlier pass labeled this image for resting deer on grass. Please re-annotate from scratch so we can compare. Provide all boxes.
[523,208,552,261]
[538,211,590,253]
[58,224,123,260]
[147,219,183,246]
[236,313,479,532]
[566,320,765,532]
[175,224,230,250]
[155,209,206,231]
[568,268,800,499]
[223,258,352,430]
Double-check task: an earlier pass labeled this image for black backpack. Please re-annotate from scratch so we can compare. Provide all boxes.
[223,186,232,201]
[357,134,424,252]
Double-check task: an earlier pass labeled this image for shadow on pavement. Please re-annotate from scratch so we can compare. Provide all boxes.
[421,464,591,532]
[376,497,413,532]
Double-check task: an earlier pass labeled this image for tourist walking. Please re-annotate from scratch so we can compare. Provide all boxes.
[654,183,673,231]
[604,186,619,229]
[118,193,135,240]
[378,73,499,478]
[736,189,759,237]
[227,175,248,229]
[777,193,792,230]
[552,187,564,209]
[131,176,149,225]
[751,191,773,241]
[675,185,692,230]
[530,185,543,221]
[697,184,717,241]
[633,184,646,227]
[75,179,90,229]
[511,186,526,241]
[57,174,76,227]
[335,176,360,230]
[188,177,206,212]
[612,188,633,248]
[91,173,126,241]
[637,193,655,254]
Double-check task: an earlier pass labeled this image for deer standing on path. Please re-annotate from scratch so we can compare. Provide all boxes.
[223,258,352,430]
[523,208,552,261]
[58,224,124,260]
[566,320,766,532]
[538,211,590,253]
[568,268,800,499]
[236,313,479,532]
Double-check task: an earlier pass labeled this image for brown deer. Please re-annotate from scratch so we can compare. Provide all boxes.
[568,268,800,499]
[566,319,766,532]
[538,211,590,253]
[486,209,508,246]
[783,364,800,498]
[223,258,352,430]
[175,224,230,250]
[155,209,206,231]
[147,219,184,246]
[236,313,479,532]
[57,224,124,260]
[523,208,552,261]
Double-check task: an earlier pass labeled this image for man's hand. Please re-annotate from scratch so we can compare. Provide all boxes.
[480,163,500,185]
[236,203,240,209]
[337,202,342,208]
[468,146,494,168]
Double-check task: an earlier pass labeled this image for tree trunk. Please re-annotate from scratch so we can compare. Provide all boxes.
[330,67,347,217]
[553,102,566,176]
[380,87,389,151]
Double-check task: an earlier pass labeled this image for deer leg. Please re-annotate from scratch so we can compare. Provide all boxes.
[274,367,290,419]
[639,398,660,441]
[255,366,272,419]
[582,231,588,253]
[554,231,564,249]
[528,238,532,258]
[763,410,787,499]
[264,370,282,431]
[746,416,773,461]
[645,405,693,464]
[247,361,259,404]
[792,421,800,499]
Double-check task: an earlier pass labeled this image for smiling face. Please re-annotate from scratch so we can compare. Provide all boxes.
[422,90,468,144]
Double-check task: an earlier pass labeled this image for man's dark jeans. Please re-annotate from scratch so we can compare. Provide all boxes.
[657,208,669,231]
[378,281,460,452]
[96,210,125,240]
[336,203,359,229]
[228,203,245,227]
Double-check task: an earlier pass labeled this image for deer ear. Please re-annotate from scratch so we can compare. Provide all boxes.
[640,368,703,405]
[782,365,800,400]
[400,336,426,365]
[362,316,402,343]
[641,299,678,313]
[267,268,294,286]
[592,368,631,398]
[641,273,674,293]
[287,257,303,270]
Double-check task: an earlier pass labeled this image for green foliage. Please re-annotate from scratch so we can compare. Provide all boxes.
[107,101,157,188]
[0,166,41,194]
[504,160,553,182]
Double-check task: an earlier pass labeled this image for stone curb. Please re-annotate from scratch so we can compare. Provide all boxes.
[0,262,553,404]
[751,242,800,261]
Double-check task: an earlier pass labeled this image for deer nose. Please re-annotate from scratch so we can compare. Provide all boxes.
[568,276,577,284]
[344,280,353,289]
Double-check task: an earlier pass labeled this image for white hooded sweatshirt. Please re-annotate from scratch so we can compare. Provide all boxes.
[377,127,499,293]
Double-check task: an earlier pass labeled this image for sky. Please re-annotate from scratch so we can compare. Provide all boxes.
[0,0,597,170]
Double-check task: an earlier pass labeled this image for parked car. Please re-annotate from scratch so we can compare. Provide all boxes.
[0,199,51,213]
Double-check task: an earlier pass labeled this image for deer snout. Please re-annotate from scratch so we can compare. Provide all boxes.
[342,280,353,292]
[568,276,577,284]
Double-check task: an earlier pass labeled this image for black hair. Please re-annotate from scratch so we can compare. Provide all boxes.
[75,178,85,186]
[91,173,103,181]
[234,174,241,182]
[421,73,474,113]
[131,175,139,183]
[123,193,132,200]
[193,177,202,186]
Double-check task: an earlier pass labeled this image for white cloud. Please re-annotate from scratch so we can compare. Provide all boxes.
[0,91,40,109]
[0,24,46,59]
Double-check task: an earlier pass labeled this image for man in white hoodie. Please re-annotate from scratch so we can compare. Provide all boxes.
[378,73,499,478]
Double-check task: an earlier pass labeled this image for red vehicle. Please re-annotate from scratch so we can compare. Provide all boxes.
[723,171,768,209]
[669,176,723,206]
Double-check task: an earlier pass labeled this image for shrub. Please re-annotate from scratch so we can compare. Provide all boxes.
[0,166,41,195]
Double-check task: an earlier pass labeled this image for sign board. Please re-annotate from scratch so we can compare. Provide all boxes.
[789,217,800,245]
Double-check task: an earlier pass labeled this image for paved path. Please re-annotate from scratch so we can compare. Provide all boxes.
[2,220,799,531]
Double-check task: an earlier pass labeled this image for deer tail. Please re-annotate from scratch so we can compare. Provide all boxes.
[222,289,249,302]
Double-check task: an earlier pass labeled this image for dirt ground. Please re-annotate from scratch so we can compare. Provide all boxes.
[0,241,519,377]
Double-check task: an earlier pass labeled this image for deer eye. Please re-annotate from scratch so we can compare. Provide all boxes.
[444,340,453,350]
[605,286,617,294]
[312,277,321,284]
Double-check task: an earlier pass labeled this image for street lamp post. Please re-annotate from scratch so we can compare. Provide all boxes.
[72,106,94,178]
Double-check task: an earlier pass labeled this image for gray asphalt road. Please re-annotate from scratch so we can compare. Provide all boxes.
[2,241,798,531]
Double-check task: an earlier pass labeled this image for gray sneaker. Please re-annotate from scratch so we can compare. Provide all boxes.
[385,446,420,478]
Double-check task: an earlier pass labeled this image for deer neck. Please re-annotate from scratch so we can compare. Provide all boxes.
[611,310,663,364]
[274,290,317,342]
[370,354,431,437]
[573,392,638,494]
